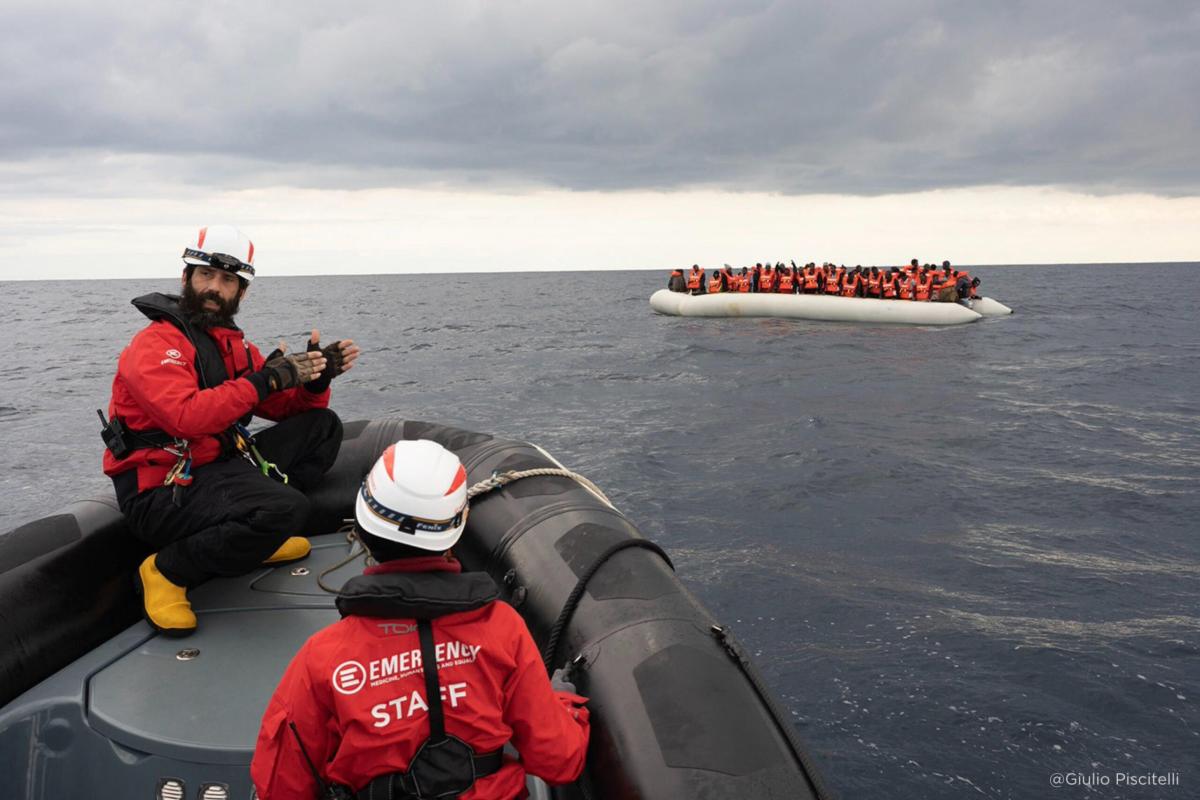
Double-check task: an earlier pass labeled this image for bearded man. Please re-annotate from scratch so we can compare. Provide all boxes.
[101,225,360,637]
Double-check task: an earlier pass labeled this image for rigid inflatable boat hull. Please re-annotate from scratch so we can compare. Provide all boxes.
[0,418,830,800]
[651,288,987,325]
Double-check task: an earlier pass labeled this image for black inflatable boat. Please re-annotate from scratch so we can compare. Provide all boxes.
[0,418,831,799]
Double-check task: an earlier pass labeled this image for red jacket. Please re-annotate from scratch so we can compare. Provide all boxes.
[251,557,590,799]
[103,294,330,492]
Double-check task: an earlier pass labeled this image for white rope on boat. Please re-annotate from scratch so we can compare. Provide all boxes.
[467,468,612,507]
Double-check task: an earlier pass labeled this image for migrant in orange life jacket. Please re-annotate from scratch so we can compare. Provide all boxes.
[867,272,882,296]
[914,274,933,301]
[898,275,914,300]
[824,269,841,294]
[778,270,794,293]
[804,268,820,292]
[760,268,775,292]
[841,273,860,297]
[882,273,898,298]
[708,272,724,293]
[686,269,703,292]
[737,272,751,292]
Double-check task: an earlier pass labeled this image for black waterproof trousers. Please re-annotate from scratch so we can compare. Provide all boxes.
[120,409,343,587]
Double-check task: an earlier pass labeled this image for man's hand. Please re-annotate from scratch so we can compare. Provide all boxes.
[302,328,361,393]
[261,349,326,392]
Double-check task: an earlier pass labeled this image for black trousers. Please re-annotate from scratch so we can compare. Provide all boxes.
[120,409,343,587]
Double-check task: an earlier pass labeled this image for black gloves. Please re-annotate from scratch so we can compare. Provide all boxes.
[303,339,345,394]
[259,350,323,393]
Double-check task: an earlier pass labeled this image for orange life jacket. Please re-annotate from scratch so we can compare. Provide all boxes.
[738,274,750,292]
[868,273,882,294]
[898,277,913,300]
[842,274,861,297]
[778,271,794,292]
[915,275,933,301]
[824,272,840,293]
[760,270,775,292]
[708,275,724,293]
[882,274,898,298]
[687,270,702,291]
[804,269,819,290]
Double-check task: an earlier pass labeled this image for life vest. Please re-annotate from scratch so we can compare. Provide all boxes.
[868,273,882,295]
[737,274,750,292]
[686,270,703,291]
[898,277,913,300]
[778,271,794,292]
[841,274,860,297]
[708,275,724,293]
[915,275,933,301]
[804,269,819,290]
[824,272,840,294]
[760,269,775,292]
[882,274,898,298]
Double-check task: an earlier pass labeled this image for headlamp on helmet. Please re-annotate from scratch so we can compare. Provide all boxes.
[355,440,469,552]
[182,225,256,282]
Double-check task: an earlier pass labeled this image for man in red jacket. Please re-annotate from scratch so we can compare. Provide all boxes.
[251,439,590,799]
[102,225,360,636]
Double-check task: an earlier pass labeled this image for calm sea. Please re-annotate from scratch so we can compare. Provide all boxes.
[2,264,1197,798]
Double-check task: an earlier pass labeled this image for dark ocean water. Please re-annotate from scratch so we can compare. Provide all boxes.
[1,264,1197,799]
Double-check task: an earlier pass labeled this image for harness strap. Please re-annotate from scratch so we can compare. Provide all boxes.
[417,620,445,741]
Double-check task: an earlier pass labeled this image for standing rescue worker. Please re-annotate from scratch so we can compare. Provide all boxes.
[101,225,360,637]
[251,440,590,799]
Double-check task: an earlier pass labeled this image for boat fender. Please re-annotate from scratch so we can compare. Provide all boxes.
[541,538,674,673]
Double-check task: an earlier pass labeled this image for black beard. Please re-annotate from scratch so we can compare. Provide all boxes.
[180,280,240,329]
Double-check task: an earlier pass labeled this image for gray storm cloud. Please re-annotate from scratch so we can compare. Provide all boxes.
[2,0,1198,195]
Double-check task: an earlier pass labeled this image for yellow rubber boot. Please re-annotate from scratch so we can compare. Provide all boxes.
[264,536,311,565]
[135,554,196,637]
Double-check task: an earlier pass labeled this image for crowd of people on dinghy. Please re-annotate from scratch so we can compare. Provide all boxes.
[668,259,982,304]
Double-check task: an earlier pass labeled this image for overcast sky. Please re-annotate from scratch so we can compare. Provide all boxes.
[2,1,1198,278]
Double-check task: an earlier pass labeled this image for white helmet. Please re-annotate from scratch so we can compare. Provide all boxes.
[182,225,256,282]
[355,440,469,551]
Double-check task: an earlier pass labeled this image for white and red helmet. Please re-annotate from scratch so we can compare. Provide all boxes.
[355,440,469,551]
[182,225,256,282]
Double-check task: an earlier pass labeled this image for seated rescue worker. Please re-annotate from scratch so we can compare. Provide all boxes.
[250,440,590,799]
[102,225,360,636]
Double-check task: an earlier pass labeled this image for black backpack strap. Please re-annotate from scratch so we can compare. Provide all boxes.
[417,619,445,742]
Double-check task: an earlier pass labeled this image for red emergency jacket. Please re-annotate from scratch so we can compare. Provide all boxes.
[251,557,590,800]
[102,293,330,493]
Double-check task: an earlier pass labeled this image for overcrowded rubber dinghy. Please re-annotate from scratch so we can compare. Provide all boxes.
[650,289,1013,325]
[0,417,831,799]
